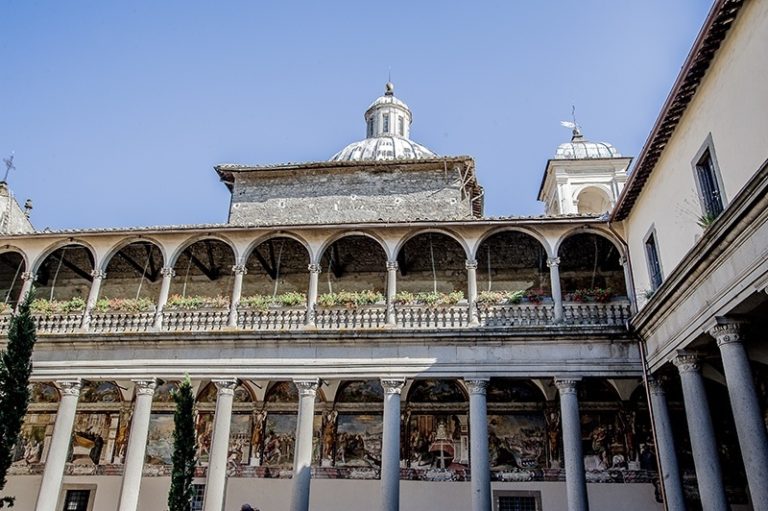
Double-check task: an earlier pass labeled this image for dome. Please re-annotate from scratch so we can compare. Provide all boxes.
[330,82,437,162]
[554,129,621,160]
[331,136,436,162]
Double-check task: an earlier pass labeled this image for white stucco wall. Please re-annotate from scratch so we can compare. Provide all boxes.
[623,0,768,301]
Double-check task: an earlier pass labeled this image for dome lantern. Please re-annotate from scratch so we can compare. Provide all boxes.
[330,82,437,162]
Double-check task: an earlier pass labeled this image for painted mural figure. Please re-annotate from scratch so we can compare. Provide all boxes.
[545,407,561,467]
[250,411,267,463]
[322,410,337,461]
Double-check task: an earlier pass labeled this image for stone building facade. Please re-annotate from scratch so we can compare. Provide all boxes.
[0,1,767,511]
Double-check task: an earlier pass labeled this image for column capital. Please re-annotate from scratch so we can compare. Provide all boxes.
[21,271,37,282]
[465,259,478,270]
[231,264,248,275]
[547,257,561,268]
[90,269,107,280]
[308,263,322,274]
[293,378,319,396]
[56,379,82,397]
[710,318,746,347]
[160,266,176,278]
[464,378,489,395]
[386,260,399,272]
[212,378,239,396]
[554,378,581,394]
[673,351,702,373]
[381,378,406,394]
[647,376,666,396]
[132,379,158,396]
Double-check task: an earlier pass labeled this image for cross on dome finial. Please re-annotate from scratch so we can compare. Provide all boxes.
[385,81,394,96]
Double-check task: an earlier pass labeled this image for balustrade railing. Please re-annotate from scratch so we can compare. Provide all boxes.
[162,309,229,331]
[314,305,387,329]
[237,308,306,330]
[562,301,631,326]
[394,305,469,329]
[477,304,554,327]
[89,312,155,333]
[0,301,633,335]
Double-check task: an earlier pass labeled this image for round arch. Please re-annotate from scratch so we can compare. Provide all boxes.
[168,233,239,269]
[241,232,312,267]
[100,236,167,272]
[0,248,28,307]
[393,228,471,261]
[472,226,553,260]
[32,239,97,275]
[0,245,30,269]
[553,226,624,257]
[316,230,391,264]
[575,186,613,215]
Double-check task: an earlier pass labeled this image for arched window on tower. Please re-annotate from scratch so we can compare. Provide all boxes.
[383,114,389,133]
[398,116,404,136]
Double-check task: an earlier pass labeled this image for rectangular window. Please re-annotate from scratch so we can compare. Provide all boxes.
[382,114,389,133]
[191,484,205,511]
[367,119,373,138]
[695,148,724,217]
[63,490,90,511]
[645,231,663,290]
[398,115,404,136]
[494,491,542,511]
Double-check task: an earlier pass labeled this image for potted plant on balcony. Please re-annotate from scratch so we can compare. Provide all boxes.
[164,294,230,311]
[476,290,525,306]
[29,297,86,316]
[317,290,385,309]
[93,297,156,314]
[394,290,464,307]
[524,289,546,305]
[239,292,307,311]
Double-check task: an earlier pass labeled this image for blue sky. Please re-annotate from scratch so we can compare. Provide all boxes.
[0,1,712,229]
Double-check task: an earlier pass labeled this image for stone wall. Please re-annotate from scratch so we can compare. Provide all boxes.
[229,167,473,226]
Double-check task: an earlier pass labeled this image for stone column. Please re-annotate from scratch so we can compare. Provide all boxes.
[153,266,175,329]
[81,269,106,329]
[711,320,768,510]
[35,380,82,511]
[15,271,36,312]
[291,379,319,511]
[118,379,157,511]
[380,378,405,511]
[547,258,563,323]
[466,259,479,325]
[673,352,729,511]
[466,378,491,511]
[305,264,321,326]
[228,264,247,327]
[203,379,238,511]
[619,256,637,313]
[386,261,398,326]
[647,377,686,511]
[555,378,588,511]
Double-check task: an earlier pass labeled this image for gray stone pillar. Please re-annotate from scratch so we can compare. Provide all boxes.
[386,261,398,326]
[203,379,238,511]
[673,352,729,511]
[35,380,82,511]
[153,266,175,329]
[306,264,321,326]
[290,379,319,511]
[555,378,588,511]
[466,260,479,325]
[380,378,405,511]
[711,320,768,510]
[467,378,491,511]
[15,271,36,312]
[81,269,106,329]
[228,264,247,327]
[647,378,686,511]
[118,379,157,511]
[548,258,563,323]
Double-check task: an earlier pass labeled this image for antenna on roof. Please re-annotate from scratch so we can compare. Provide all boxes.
[2,152,16,183]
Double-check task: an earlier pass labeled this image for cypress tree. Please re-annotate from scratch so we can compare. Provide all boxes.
[168,376,196,511]
[0,293,37,508]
